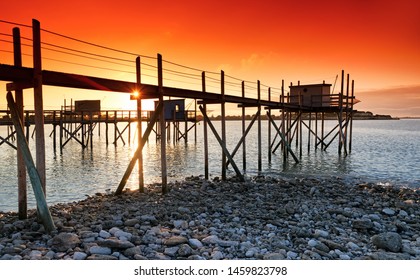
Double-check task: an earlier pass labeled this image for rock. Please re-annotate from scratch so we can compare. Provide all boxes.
[339,254,351,260]
[319,238,347,252]
[29,250,43,260]
[113,230,133,241]
[369,251,411,260]
[99,230,111,239]
[97,239,135,249]
[218,240,239,247]
[49,233,81,252]
[314,229,329,238]
[124,246,143,257]
[173,220,188,229]
[287,251,298,259]
[87,254,118,260]
[140,215,158,225]
[202,235,219,245]
[124,219,140,227]
[178,244,193,257]
[211,251,224,260]
[188,239,203,249]
[73,252,88,260]
[89,246,112,255]
[371,232,402,253]
[347,242,361,251]
[245,249,256,258]
[164,246,180,257]
[164,236,188,246]
[382,208,395,216]
[263,253,286,260]
[308,239,318,247]
[352,219,374,230]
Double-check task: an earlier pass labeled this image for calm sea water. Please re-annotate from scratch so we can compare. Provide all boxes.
[1,119,419,212]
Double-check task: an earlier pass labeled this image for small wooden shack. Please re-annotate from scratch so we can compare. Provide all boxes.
[154,99,186,121]
[289,83,332,107]
[74,100,101,113]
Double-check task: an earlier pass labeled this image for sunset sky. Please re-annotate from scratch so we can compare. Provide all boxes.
[1,0,419,117]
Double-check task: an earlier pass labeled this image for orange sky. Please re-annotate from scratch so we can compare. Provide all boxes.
[1,0,420,116]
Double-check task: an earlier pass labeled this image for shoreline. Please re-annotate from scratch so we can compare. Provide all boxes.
[1,176,419,260]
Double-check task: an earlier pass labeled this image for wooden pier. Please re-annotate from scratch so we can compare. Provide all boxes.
[0,19,356,226]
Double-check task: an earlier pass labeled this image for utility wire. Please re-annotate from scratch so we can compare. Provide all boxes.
[41,28,156,60]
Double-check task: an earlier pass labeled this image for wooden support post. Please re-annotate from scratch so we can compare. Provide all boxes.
[321,112,325,150]
[199,106,244,182]
[114,110,117,146]
[299,111,302,157]
[59,110,63,153]
[25,111,30,142]
[266,112,299,164]
[221,70,227,180]
[315,112,318,151]
[338,70,344,155]
[158,54,168,194]
[257,81,262,171]
[128,111,131,144]
[281,80,286,162]
[194,99,197,143]
[308,112,311,153]
[7,92,55,231]
[81,112,85,147]
[184,117,188,144]
[89,112,93,150]
[344,73,350,154]
[53,111,57,152]
[349,80,355,154]
[268,87,271,163]
[241,81,246,171]
[32,19,46,195]
[106,111,109,145]
[225,111,259,168]
[13,27,27,219]
[136,56,144,192]
[115,102,163,195]
[202,72,209,180]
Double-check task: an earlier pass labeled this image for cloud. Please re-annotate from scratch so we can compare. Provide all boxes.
[356,84,420,117]
[241,53,265,70]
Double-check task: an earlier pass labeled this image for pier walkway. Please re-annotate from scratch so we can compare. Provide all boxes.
[0,19,356,224]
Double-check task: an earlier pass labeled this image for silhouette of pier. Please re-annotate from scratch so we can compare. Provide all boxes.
[0,19,356,223]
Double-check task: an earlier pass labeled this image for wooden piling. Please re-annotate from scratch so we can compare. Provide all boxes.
[115,102,164,195]
[202,72,209,179]
[241,81,246,171]
[136,56,144,192]
[349,80,355,154]
[221,70,227,180]
[199,106,244,182]
[13,27,27,219]
[7,92,55,232]
[281,80,286,162]
[158,54,168,194]
[257,81,262,171]
[32,19,47,195]
[268,87,272,163]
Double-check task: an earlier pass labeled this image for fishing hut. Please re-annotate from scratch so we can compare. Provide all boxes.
[152,99,198,143]
[0,19,356,230]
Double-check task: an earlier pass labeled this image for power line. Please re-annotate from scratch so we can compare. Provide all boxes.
[42,45,135,69]
[0,20,31,28]
[40,28,156,60]
[41,41,135,63]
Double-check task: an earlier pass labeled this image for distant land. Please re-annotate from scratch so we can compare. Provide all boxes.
[208,110,398,121]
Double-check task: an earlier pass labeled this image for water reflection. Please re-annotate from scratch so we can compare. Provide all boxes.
[1,119,419,212]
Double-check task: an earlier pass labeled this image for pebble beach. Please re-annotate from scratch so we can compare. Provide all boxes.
[1,175,419,260]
